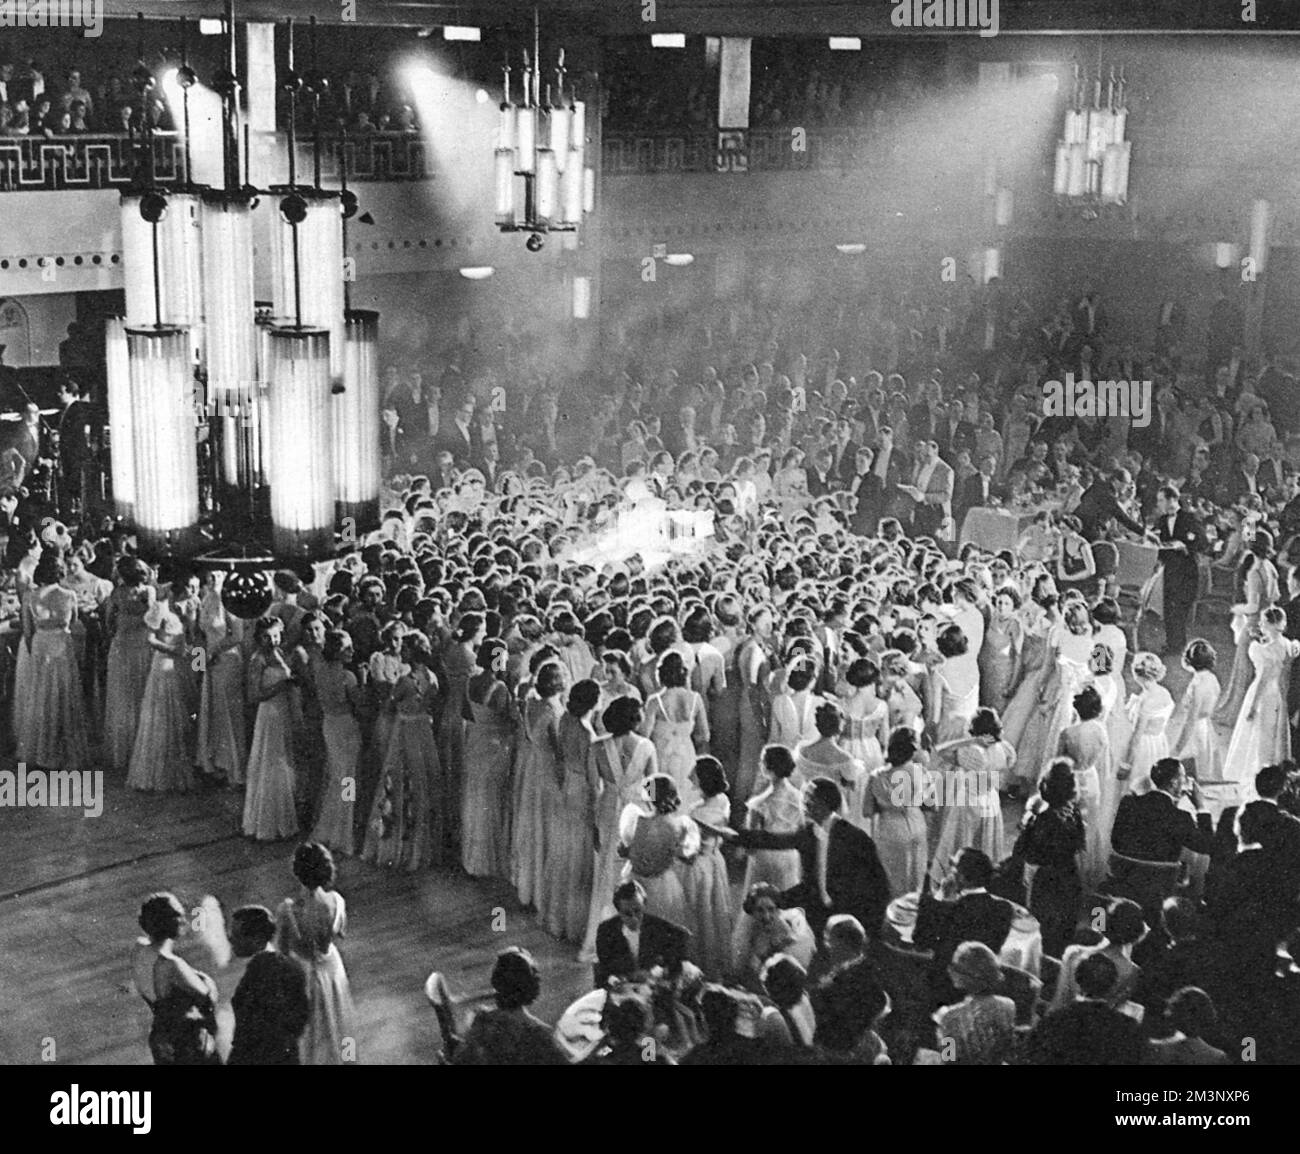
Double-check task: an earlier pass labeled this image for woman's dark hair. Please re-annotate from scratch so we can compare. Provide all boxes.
[742,881,782,915]
[403,632,433,667]
[528,645,560,674]
[814,700,843,738]
[647,774,680,814]
[139,892,185,941]
[656,649,688,689]
[681,606,715,644]
[762,743,796,780]
[1251,529,1274,559]
[34,549,66,587]
[477,637,508,678]
[602,649,633,679]
[936,624,969,658]
[323,629,351,662]
[1091,596,1121,626]
[292,841,336,889]
[886,725,917,767]
[969,707,1002,741]
[456,612,484,643]
[535,660,566,699]
[992,584,1022,610]
[648,616,681,655]
[491,946,542,1010]
[254,615,281,645]
[846,657,880,689]
[567,678,601,716]
[1073,685,1104,722]
[785,655,818,692]
[1040,758,1077,807]
[693,755,729,799]
[1183,638,1216,672]
[1166,986,1218,1039]
[1104,897,1147,947]
[761,954,807,1011]
[602,694,642,736]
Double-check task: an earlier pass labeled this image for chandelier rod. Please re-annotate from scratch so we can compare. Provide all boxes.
[179,17,193,188]
[285,16,303,328]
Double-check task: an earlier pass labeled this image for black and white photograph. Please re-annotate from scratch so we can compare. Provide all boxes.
[0,0,1296,1126]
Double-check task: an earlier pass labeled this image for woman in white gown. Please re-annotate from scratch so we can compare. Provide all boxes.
[581,695,659,962]
[275,843,356,1065]
[739,743,805,900]
[196,576,247,786]
[1120,653,1175,795]
[127,577,198,794]
[1055,684,1111,886]
[243,616,300,841]
[768,654,823,750]
[682,756,734,979]
[930,707,1010,873]
[838,657,890,830]
[794,701,866,824]
[15,551,90,771]
[618,774,700,935]
[1091,598,1133,758]
[1167,640,1223,781]
[640,651,710,811]
[927,623,980,748]
[1214,532,1279,728]
[102,558,157,772]
[1223,608,1300,785]
[1040,600,1099,767]
[863,726,929,896]
[311,630,362,856]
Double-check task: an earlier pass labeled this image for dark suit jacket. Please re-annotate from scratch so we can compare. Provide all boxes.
[810,955,889,1050]
[955,472,1001,526]
[1075,480,1144,541]
[848,472,885,536]
[1154,508,1206,597]
[593,913,690,990]
[1110,790,1214,863]
[806,467,836,499]
[737,816,891,938]
[1026,1000,1148,1065]
[914,888,1015,1003]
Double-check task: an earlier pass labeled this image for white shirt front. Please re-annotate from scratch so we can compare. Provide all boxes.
[622,925,641,959]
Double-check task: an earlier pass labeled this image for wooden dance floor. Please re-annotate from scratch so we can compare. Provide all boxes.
[0,773,592,1065]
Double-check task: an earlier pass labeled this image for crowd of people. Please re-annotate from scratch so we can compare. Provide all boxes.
[8,250,1300,1064]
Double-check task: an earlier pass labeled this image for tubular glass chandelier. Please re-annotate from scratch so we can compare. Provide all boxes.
[1053,62,1130,214]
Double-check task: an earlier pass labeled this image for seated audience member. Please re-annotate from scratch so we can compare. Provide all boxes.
[679,985,766,1065]
[756,953,819,1057]
[1051,897,1147,1012]
[915,848,1015,1006]
[1134,898,1217,1034]
[932,941,1017,1065]
[582,991,675,1065]
[809,914,889,1049]
[1026,953,1149,1065]
[452,947,568,1066]
[593,880,691,990]
[1145,987,1230,1066]
[1110,757,1215,862]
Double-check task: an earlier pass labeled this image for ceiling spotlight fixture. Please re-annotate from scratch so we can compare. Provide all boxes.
[199,18,224,36]
[663,253,694,266]
[828,37,862,51]
[444,25,482,42]
[835,243,866,255]
[495,10,591,247]
[458,266,495,279]
[525,232,545,253]
[651,33,687,48]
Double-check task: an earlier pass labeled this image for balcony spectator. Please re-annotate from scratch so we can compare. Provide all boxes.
[7,100,30,136]
[60,68,93,121]
[0,61,11,106]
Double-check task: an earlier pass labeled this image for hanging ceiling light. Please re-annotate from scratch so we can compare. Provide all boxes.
[336,310,381,533]
[1054,62,1130,215]
[496,13,593,248]
[266,326,335,559]
[105,318,134,522]
[126,324,202,557]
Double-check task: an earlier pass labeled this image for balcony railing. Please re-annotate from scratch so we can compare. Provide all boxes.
[0,131,431,192]
[601,126,978,175]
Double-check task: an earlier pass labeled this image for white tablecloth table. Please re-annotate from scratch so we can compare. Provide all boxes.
[959,507,1031,554]
[886,892,1044,979]
[1114,539,1160,588]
